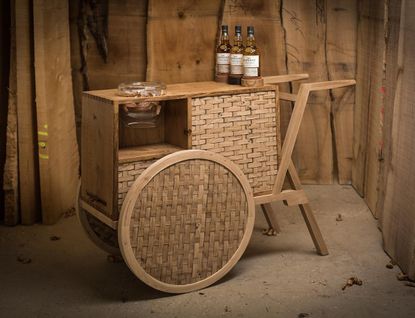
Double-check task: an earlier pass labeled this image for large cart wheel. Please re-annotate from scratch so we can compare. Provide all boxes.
[76,180,120,255]
[119,150,255,293]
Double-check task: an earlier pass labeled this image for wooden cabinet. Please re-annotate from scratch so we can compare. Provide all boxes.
[81,81,280,221]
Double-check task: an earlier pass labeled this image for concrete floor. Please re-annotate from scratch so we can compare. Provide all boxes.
[1,185,414,318]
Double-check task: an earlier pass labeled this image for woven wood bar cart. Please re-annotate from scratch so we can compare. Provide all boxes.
[78,74,356,293]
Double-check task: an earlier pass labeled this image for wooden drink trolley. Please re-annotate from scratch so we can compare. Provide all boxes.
[79,74,355,293]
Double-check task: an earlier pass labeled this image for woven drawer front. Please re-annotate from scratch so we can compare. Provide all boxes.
[191,91,280,194]
[118,159,156,210]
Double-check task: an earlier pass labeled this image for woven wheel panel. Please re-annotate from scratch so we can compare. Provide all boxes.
[191,90,280,194]
[128,159,248,285]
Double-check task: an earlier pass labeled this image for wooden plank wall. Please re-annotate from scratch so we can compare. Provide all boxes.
[70,0,147,140]
[15,0,40,224]
[283,0,356,184]
[379,0,415,280]
[33,0,79,224]
[352,0,386,216]
[326,0,356,184]
[3,0,19,225]
[0,0,11,222]
[146,0,222,83]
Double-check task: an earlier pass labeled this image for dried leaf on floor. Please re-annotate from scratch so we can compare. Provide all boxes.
[64,207,76,218]
[342,276,363,290]
[262,228,277,236]
[397,273,409,281]
[107,254,123,263]
[17,256,31,264]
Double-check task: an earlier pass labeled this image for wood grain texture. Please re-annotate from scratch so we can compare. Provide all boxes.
[0,0,11,222]
[352,0,385,212]
[377,0,402,224]
[15,0,40,224]
[283,0,333,184]
[146,0,222,83]
[81,95,117,220]
[69,1,148,144]
[326,0,357,184]
[87,81,279,103]
[86,1,148,89]
[380,0,415,280]
[3,0,19,225]
[33,0,80,224]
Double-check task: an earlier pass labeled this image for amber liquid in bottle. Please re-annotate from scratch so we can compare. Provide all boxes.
[216,25,232,81]
[229,25,244,85]
[243,26,260,79]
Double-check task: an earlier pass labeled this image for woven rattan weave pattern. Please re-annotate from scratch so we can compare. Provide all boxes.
[118,159,157,210]
[128,159,249,285]
[191,91,280,194]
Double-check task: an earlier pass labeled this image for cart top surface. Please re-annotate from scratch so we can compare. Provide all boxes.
[84,81,278,104]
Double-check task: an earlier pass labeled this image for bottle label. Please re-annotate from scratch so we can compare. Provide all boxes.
[243,55,259,68]
[244,67,258,77]
[217,64,230,73]
[230,54,243,75]
[216,53,230,65]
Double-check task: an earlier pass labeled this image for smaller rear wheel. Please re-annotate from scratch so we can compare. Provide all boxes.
[76,180,120,255]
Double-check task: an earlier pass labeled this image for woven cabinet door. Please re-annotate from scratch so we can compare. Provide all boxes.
[118,150,255,293]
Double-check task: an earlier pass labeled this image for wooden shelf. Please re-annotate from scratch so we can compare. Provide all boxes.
[118,143,183,163]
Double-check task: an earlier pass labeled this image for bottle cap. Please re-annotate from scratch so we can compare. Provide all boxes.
[235,25,242,33]
[247,26,254,35]
[222,25,228,32]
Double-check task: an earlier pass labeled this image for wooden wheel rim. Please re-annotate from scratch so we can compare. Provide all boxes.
[119,150,255,293]
[76,180,120,255]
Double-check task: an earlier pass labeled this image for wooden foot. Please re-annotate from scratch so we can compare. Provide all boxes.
[260,203,281,235]
[287,161,329,256]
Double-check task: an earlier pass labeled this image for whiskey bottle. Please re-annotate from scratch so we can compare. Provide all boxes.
[216,25,232,82]
[229,25,244,85]
[243,26,260,79]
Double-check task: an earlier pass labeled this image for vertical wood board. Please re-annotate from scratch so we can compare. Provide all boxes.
[352,0,385,214]
[377,0,402,224]
[86,1,148,89]
[33,0,80,224]
[146,0,222,83]
[15,0,40,224]
[283,0,333,184]
[326,0,357,184]
[3,0,19,225]
[381,0,415,280]
[0,0,11,221]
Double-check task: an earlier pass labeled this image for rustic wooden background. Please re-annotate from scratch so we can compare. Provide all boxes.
[0,0,414,279]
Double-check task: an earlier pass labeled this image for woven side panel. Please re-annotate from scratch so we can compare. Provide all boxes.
[129,159,248,285]
[118,159,156,210]
[192,91,280,194]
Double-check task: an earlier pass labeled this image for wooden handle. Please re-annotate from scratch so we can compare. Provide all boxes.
[263,74,310,84]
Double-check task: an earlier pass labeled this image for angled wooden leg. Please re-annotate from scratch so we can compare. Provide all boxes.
[260,203,281,236]
[287,160,329,256]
